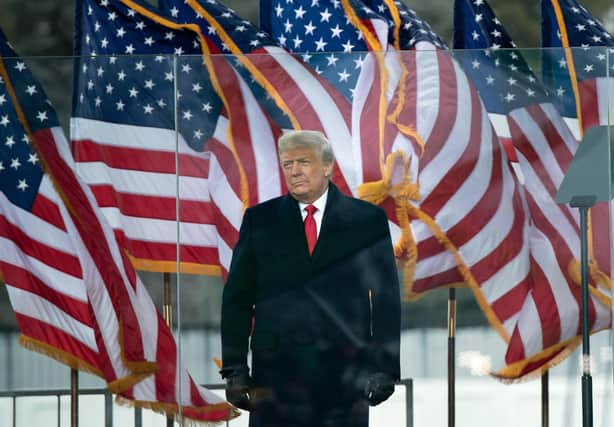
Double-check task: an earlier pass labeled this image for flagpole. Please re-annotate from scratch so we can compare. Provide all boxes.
[447,287,456,427]
[71,368,78,427]
[541,371,549,427]
[573,200,594,427]
[164,272,174,427]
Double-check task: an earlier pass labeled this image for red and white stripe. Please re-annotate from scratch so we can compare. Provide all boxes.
[579,76,614,131]
[364,45,534,338]
[13,126,233,420]
[493,102,613,378]
[70,117,221,273]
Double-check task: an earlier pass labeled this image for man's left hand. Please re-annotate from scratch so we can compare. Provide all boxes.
[364,372,395,406]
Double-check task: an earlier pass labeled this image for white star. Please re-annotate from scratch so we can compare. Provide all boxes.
[491,29,501,38]
[284,19,293,33]
[117,70,126,80]
[165,72,174,81]
[17,179,28,191]
[116,100,125,111]
[472,59,480,69]
[353,55,364,69]
[5,136,15,148]
[320,8,332,23]
[302,52,312,62]
[182,64,192,73]
[108,11,117,21]
[576,24,586,32]
[342,40,354,53]
[135,21,145,30]
[249,39,261,47]
[485,75,495,85]
[144,79,155,89]
[0,115,10,126]
[170,6,179,17]
[36,111,48,122]
[125,44,135,54]
[474,0,484,5]
[174,47,184,55]
[471,31,480,41]
[556,87,565,97]
[507,77,517,86]
[25,85,37,96]
[109,55,117,64]
[28,153,38,164]
[304,21,316,36]
[475,14,483,23]
[116,27,126,38]
[202,102,212,112]
[526,88,536,97]
[14,62,26,71]
[275,4,284,17]
[597,53,606,61]
[94,96,102,107]
[192,82,203,93]
[315,37,328,51]
[295,6,306,19]
[0,94,6,105]
[331,24,343,38]
[293,35,303,49]
[144,36,154,46]
[338,69,351,82]
[194,129,204,139]
[134,61,145,71]
[165,31,176,41]
[558,58,567,68]
[584,64,594,72]
[105,83,114,94]
[326,53,339,66]
[10,158,21,170]
[143,104,154,114]
[129,87,139,98]
[235,25,247,32]
[183,110,193,120]
[504,92,515,102]
[157,98,167,108]
[0,162,4,172]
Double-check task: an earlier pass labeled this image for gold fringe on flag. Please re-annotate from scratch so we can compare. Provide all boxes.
[115,395,240,427]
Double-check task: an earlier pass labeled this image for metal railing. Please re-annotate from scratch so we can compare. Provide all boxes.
[0,380,413,427]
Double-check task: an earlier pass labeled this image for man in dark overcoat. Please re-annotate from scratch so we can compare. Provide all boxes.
[220,130,401,427]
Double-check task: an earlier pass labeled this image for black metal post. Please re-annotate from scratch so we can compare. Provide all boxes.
[570,197,595,427]
[105,391,113,427]
[448,288,456,427]
[541,371,549,427]
[163,272,174,427]
[70,369,78,427]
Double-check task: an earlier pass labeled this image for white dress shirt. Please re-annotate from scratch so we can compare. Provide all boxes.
[298,188,328,238]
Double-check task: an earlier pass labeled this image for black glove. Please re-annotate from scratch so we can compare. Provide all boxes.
[364,372,395,406]
[221,366,252,411]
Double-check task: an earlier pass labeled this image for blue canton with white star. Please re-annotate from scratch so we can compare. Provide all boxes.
[454,0,549,114]
[365,0,447,49]
[158,0,292,129]
[261,0,385,101]
[0,31,55,210]
[74,0,223,151]
[541,0,614,117]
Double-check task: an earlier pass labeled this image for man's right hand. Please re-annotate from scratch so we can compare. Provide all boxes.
[222,367,252,410]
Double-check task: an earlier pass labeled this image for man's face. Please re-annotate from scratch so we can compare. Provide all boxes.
[280,146,333,204]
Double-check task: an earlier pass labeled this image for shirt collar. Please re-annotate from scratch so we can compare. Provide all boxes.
[299,186,328,214]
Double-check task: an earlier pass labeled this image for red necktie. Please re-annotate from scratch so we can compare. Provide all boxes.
[304,205,317,255]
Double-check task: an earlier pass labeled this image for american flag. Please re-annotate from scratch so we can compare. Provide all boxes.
[454,0,612,380]
[73,0,232,275]
[296,0,533,352]
[0,27,234,422]
[541,0,614,134]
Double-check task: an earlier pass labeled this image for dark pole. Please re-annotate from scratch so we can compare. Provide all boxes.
[447,287,456,427]
[541,371,549,427]
[570,197,595,427]
[163,272,174,427]
[71,369,78,427]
